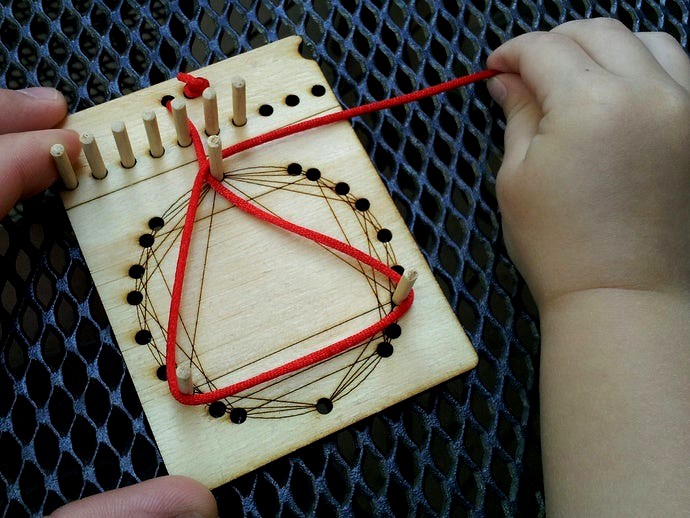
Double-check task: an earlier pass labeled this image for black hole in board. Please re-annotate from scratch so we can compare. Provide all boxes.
[316,398,333,414]
[258,104,273,116]
[208,402,226,418]
[376,342,394,357]
[128,264,145,279]
[384,323,402,339]
[160,95,174,107]
[135,330,152,345]
[156,365,167,381]
[334,182,350,195]
[126,291,143,305]
[391,265,405,275]
[306,168,321,181]
[285,94,300,106]
[355,198,370,211]
[287,163,302,176]
[311,84,326,97]
[148,217,165,231]
[377,229,393,242]
[230,408,247,424]
[139,234,154,248]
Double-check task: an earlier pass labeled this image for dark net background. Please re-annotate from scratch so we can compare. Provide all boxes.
[0,0,687,516]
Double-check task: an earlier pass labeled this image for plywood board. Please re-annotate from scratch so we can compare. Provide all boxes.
[59,36,477,488]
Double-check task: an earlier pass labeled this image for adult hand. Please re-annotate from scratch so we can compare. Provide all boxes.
[0,87,81,217]
[48,475,217,517]
[0,87,217,517]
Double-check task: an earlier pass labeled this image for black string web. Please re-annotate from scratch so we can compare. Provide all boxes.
[128,159,406,421]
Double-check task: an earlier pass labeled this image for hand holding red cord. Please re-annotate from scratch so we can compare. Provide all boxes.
[487,19,689,516]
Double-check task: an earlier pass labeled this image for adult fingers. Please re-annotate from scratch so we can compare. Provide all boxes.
[487,31,604,108]
[487,73,542,177]
[0,129,80,218]
[552,18,669,78]
[0,88,69,134]
[48,476,217,518]
[635,32,690,91]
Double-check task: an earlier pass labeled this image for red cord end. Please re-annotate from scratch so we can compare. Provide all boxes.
[177,72,210,99]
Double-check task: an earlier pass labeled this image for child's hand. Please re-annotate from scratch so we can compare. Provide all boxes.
[488,19,690,515]
[0,87,80,218]
[487,18,690,307]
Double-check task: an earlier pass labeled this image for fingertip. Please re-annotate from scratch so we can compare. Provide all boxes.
[48,475,218,518]
[0,128,84,219]
[486,48,508,73]
[160,475,218,517]
[0,87,70,134]
[60,128,82,160]
[486,76,507,106]
[486,31,548,73]
[489,73,538,119]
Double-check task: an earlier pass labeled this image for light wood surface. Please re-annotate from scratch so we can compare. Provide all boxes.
[59,36,477,488]
[51,144,78,190]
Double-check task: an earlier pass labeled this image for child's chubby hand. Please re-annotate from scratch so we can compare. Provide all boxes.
[486,18,690,307]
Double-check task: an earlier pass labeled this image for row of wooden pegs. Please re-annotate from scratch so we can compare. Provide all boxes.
[51,77,247,190]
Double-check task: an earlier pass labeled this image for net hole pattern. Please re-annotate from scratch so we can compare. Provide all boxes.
[0,0,686,515]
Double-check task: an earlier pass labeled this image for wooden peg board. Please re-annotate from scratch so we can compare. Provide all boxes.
[59,37,477,488]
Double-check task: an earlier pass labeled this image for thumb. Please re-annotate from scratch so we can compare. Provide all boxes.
[487,73,542,177]
[48,475,217,517]
[0,128,81,218]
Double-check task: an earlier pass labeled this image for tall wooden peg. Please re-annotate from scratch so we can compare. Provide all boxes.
[207,135,224,181]
[392,268,418,306]
[176,364,193,395]
[171,98,192,147]
[142,110,165,158]
[202,87,219,136]
[232,76,247,127]
[111,121,136,168]
[80,133,107,179]
[50,144,78,190]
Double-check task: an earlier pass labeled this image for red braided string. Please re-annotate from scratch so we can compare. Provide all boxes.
[165,69,499,405]
[177,72,210,98]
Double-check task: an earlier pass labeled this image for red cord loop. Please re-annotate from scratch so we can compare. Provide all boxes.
[177,72,210,98]
[165,69,499,405]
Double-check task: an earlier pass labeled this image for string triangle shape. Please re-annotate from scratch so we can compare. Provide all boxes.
[165,69,497,405]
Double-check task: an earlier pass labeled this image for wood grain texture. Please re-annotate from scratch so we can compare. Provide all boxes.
[59,36,477,488]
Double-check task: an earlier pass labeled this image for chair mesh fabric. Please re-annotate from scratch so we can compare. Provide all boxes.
[0,0,687,516]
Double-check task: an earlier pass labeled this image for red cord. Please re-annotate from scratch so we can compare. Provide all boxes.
[177,72,210,98]
[165,69,498,405]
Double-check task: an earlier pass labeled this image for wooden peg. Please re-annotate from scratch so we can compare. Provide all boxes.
[207,135,224,181]
[50,144,78,190]
[392,268,418,306]
[79,133,107,179]
[232,76,246,127]
[202,87,219,136]
[171,98,192,147]
[142,110,165,158]
[111,121,136,168]
[176,364,193,395]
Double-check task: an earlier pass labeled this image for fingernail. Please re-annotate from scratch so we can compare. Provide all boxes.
[486,77,506,106]
[17,87,63,102]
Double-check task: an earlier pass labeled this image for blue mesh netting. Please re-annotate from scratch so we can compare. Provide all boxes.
[1,0,687,516]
